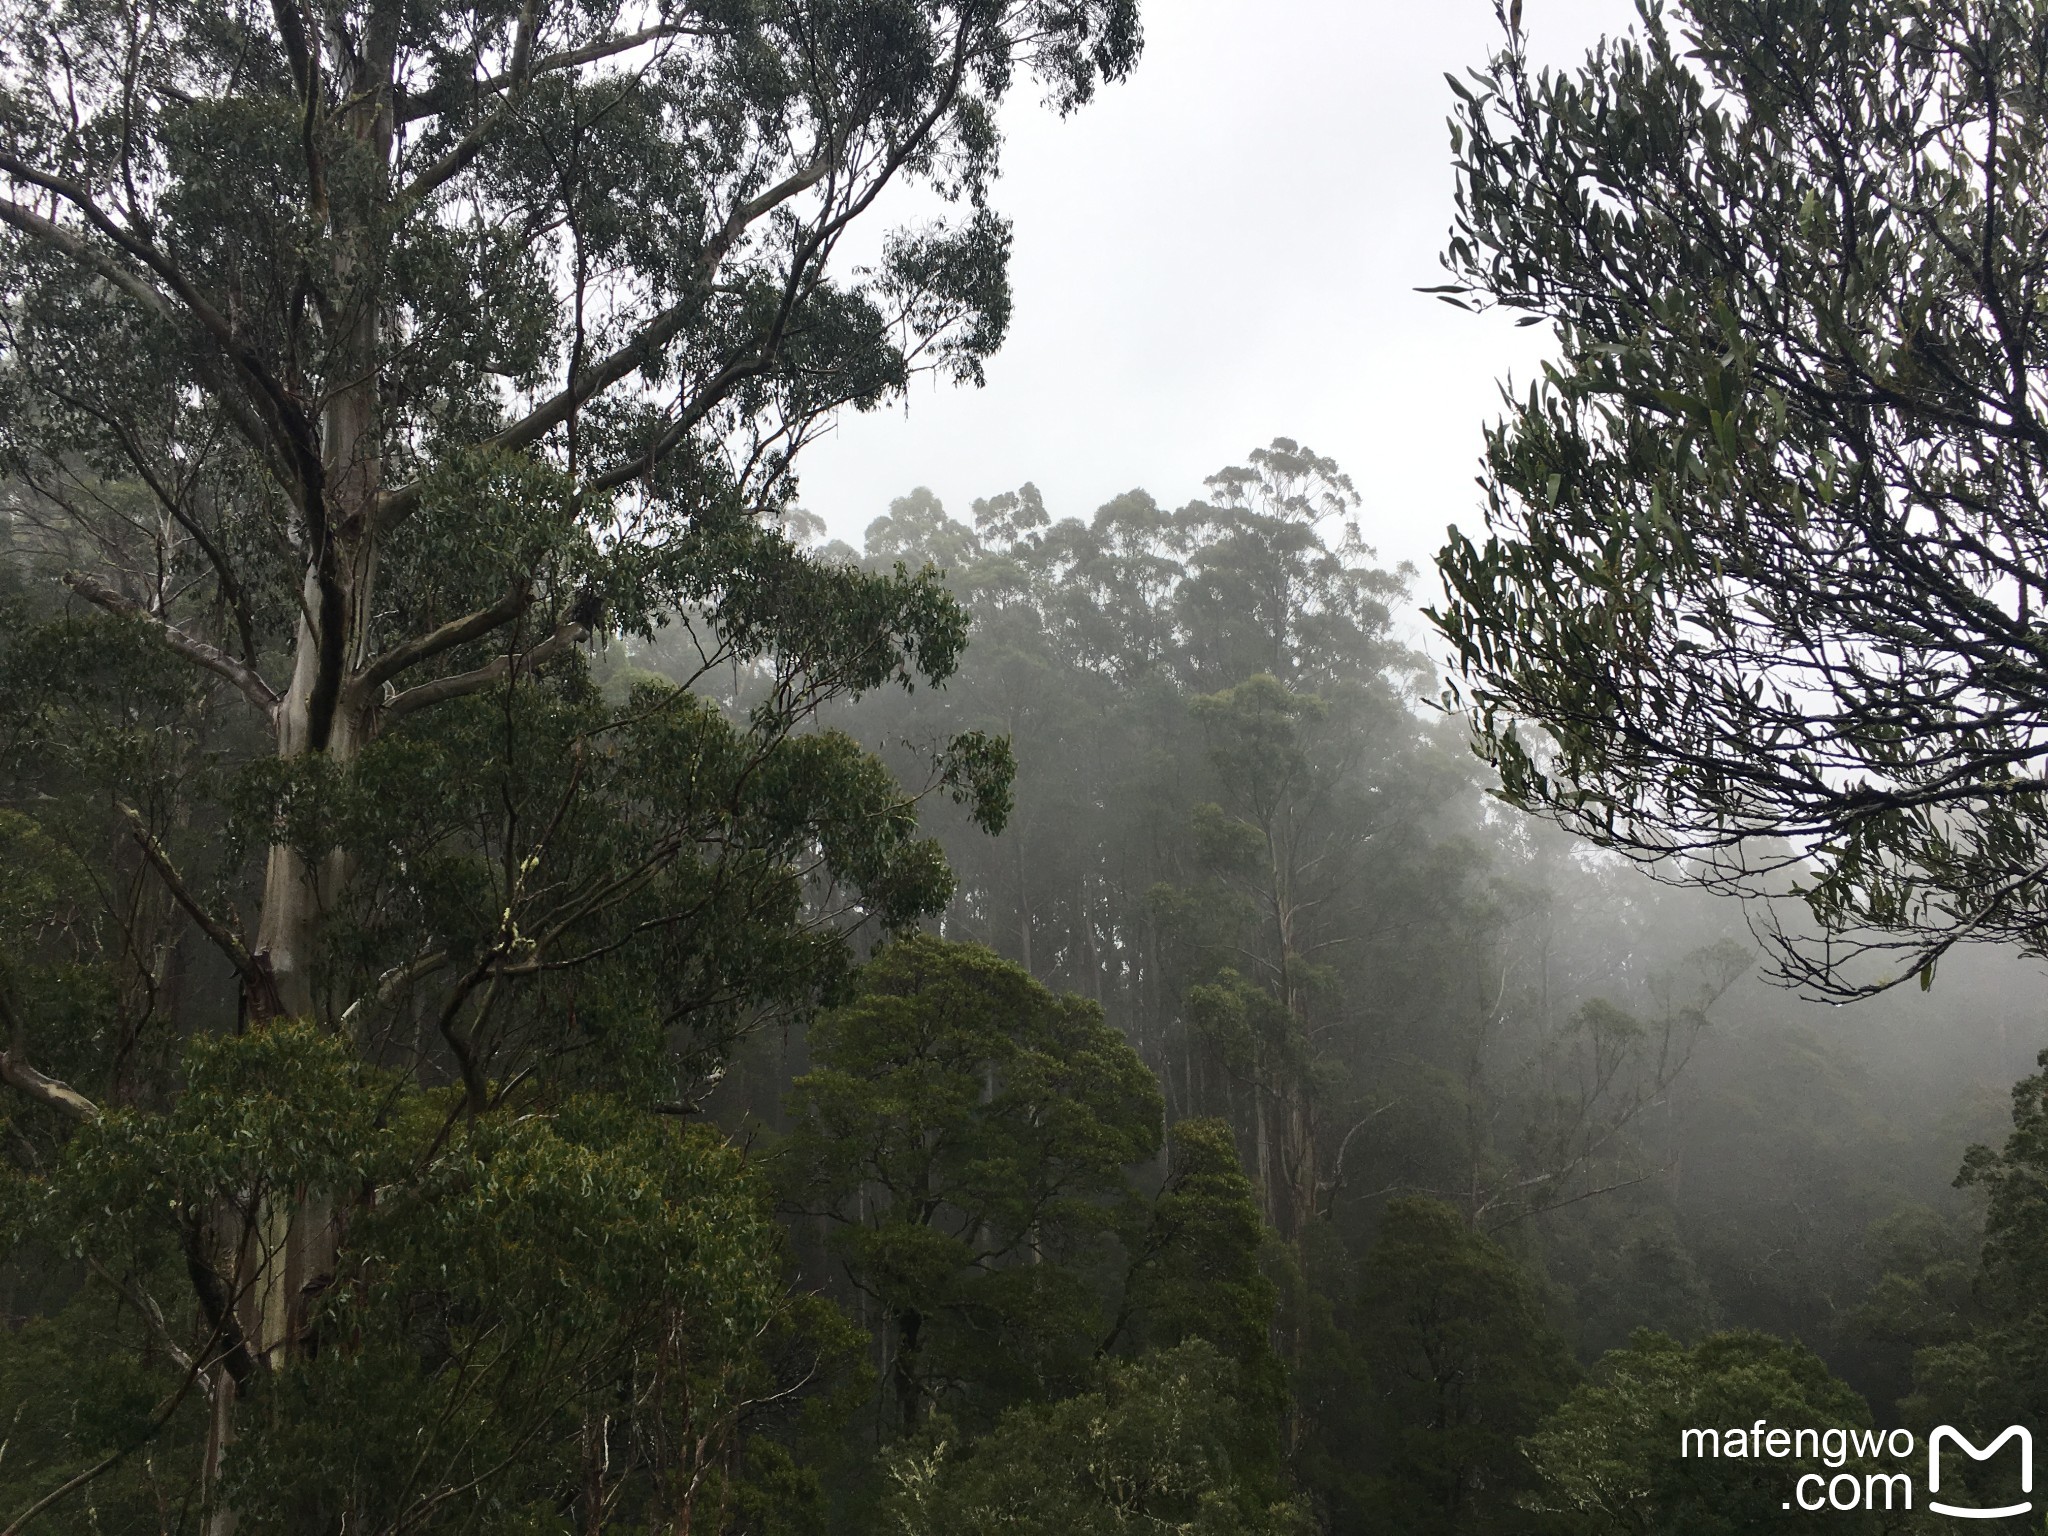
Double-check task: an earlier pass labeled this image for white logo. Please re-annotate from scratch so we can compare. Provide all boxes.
[1929,1425,2033,1519]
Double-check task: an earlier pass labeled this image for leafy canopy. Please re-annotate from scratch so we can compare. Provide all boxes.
[1523,1329,1883,1535]
[0,0,1147,1527]
[780,934,1166,1429]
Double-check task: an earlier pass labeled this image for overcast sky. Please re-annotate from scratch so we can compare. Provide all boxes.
[795,0,1644,598]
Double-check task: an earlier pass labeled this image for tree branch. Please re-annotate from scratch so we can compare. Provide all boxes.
[63,572,280,717]
[0,1448,128,1536]
[338,949,450,1037]
[378,155,829,525]
[378,620,589,726]
[179,1216,257,1389]
[501,155,828,448]
[0,1314,215,1535]
[87,1259,199,1378]
[350,584,532,702]
[395,0,540,209]
[400,21,706,124]
[0,1045,100,1123]
[0,969,100,1122]
[574,31,979,497]
[41,399,264,669]
[269,0,311,99]
[0,199,291,488]
[0,155,320,493]
[114,802,284,1023]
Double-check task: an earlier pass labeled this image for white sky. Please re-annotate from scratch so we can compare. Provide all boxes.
[795,0,1643,597]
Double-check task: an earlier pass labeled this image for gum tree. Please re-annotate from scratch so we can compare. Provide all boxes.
[780,935,1165,1432]
[1431,0,2048,995]
[0,0,1137,1525]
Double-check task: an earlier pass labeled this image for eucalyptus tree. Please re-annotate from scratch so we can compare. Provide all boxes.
[1904,1051,2048,1479]
[1431,0,2048,996]
[779,935,1165,1433]
[1523,1330,1880,1535]
[1170,439,1408,695]
[1348,1198,1575,1534]
[1177,675,1343,1241]
[0,0,1140,1526]
[881,1341,1309,1536]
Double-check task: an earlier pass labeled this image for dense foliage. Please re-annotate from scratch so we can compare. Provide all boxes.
[1523,1331,1884,1534]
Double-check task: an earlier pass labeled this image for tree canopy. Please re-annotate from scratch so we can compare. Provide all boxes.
[882,1341,1310,1536]
[1523,1330,1882,1535]
[779,934,1166,1432]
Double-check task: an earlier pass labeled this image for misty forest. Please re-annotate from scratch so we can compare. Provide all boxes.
[6,0,2048,1531]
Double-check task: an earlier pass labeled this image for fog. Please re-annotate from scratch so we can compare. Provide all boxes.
[680,471,2048,1477]
[772,5,2048,1455]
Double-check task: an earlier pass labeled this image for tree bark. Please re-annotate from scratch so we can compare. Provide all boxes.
[892,1309,924,1434]
[203,25,399,1531]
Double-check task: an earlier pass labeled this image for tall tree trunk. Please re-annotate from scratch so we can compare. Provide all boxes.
[200,1368,237,1536]
[203,26,399,1534]
[893,1309,924,1434]
[1283,1089,1317,1241]
[1253,1081,1273,1228]
[1013,822,1033,975]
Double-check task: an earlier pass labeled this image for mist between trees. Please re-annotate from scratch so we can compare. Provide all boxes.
[7,0,2048,1533]
[687,456,2048,1534]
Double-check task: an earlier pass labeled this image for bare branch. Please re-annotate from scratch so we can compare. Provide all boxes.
[0,1046,100,1123]
[63,571,280,717]
[0,971,100,1122]
[351,584,532,701]
[1318,1101,1397,1217]
[338,949,451,1037]
[379,620,589,727]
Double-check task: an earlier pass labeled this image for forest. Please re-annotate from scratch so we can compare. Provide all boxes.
[4,0,2048,1531]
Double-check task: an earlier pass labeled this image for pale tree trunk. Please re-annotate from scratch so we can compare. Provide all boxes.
[1013,825,1033,975]
[1283,1090,1318,1242]
[200,1372,235,1533]
[1253,1082,1273,1226]
[201,27,396,1536]
[1263,826,1320,1242]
